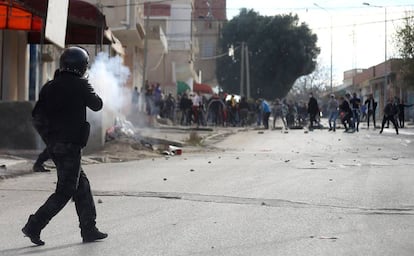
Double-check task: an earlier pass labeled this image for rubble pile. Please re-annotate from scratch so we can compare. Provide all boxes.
[89,117,183,163]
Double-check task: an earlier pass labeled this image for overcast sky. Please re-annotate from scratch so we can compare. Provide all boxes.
[226,0,414,85]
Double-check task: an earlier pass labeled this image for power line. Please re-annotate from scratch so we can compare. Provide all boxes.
[100,3,414,10]
[313,15,414,31]
[149,15,414,38]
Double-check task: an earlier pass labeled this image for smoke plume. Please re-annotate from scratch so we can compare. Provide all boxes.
[88,52,130,114]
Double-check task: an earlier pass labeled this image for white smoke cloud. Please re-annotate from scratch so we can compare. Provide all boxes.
[88,52,130,114]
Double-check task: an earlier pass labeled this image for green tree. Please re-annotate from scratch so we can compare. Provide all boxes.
[395,12,414,88]
[216,9,320,99]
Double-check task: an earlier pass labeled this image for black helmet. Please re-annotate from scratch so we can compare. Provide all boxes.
[59,46,89,77]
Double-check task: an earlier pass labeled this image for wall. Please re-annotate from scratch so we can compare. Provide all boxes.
[0,31,29,101]
[0,101,109,151]
[0,102,41,150]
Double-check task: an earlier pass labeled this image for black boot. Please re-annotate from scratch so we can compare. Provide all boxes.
[33,164,51,172]
[81,227,108,243]
[22,215,47,246]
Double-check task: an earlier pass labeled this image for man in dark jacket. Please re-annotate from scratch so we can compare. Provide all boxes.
[22,47,107,246]
[380,98,399,134]
[307,92,319,130]
[398,100,413,128]
[364,93,377,129]
[339,96,353,132]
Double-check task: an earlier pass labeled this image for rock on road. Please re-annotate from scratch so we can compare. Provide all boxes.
[1,127,414,255]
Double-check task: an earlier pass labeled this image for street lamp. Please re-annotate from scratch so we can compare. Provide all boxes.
[363,2,387,104]
[314,3,333,93]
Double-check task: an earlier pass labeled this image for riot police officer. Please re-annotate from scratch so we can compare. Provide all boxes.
[22,47,107,245]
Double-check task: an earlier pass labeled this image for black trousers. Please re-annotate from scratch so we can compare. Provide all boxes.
[341,113,352,130]
[32,143,96,230]
[399,113,405,128]
[309,112,318,128]
[367,110,376,128]
[381,115,399,134]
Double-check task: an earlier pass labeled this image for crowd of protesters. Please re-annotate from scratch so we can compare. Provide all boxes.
[131,82,413,133]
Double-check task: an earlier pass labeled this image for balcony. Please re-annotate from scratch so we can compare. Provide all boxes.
[147,25,168,54]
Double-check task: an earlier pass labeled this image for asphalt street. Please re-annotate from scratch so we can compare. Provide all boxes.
[0,126,414,256]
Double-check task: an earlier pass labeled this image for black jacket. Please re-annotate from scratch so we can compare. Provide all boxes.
[339,100,352,115]
[364,98,377,111]
[308,97,319,115]
[33,72,103,145]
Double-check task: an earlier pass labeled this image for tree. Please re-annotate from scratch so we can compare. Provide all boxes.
[290,61,331,101]
[395,12,414,89]
[216,9,320,99]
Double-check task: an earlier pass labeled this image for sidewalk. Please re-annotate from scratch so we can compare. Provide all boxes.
[0,150,36,179]
[0,125,236,180]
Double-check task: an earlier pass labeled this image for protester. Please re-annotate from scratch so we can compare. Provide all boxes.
[380,98,399,135]
[350,92,361,132]
[131,86,139,111]
[272,98,286,129]
[398,100,413,128]
[339,96,353,132]
[364,93,377,129]
[179,93,193,126]
[261,99,272,129]
[239,96,250,127]
[327,94,339,132]
[307,92,319,130]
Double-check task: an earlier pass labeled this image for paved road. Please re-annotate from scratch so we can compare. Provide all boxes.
[1,127,414,255]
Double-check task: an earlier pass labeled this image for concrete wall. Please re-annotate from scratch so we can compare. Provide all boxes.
[0,101,41,150]
[0,101,111,152]
[0,31,29,101]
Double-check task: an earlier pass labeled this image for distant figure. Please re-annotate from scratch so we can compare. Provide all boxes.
[339,96,352,132]
[297,101,307,126]
[239,97,250,127]
[380,98,399,135]
[344,93,355,131]
[272,98,286,129]
[256,99,262,126]
[307,92,319,130]
[179,93,193,125]
[164,93,176,121]
[350,92,361,132]
[261,99,272,129]
[398,100,413,128]
[131,86,139,111]
[364,93,377,129]
[327,94,339,132]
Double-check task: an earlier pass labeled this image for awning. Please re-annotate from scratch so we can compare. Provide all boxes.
[177,81,191,95]
[193,83,213,94]
[0,0,42,30]
[14,0,117,46]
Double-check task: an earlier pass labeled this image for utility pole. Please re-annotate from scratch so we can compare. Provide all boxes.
[363,3,387,106]
[240,42,245,96]
[314,3,333,93]
[245,44,251,99]
[142,2,151,91]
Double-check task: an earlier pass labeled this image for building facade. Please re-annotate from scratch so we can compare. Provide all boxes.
[345,59,414,120]
[193,0,226,86]
[0,0,123,150]
[143,0,198,95]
